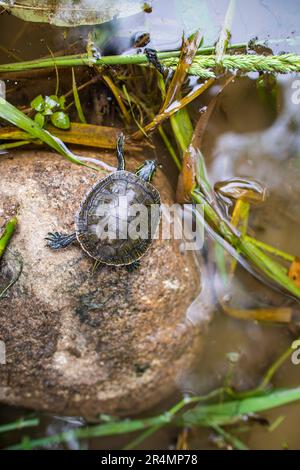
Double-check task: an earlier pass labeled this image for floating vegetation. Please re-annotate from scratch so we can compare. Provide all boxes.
[0,97,127,171]
[1,50,300,77]
[30,94,70,130]
[4,343,300,450]
[0,97,95,168]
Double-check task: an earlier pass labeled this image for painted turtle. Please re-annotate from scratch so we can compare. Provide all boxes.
[46,134,161,271]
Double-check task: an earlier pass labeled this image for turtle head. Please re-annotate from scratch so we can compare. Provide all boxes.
[135,160,159,182]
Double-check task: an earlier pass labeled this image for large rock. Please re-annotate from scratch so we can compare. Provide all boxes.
[0,149,208,418]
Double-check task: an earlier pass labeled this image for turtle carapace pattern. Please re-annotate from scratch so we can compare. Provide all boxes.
[46,134,161,271]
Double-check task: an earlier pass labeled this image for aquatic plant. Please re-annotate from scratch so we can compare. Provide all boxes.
[3,340,300,450]
[1,49,299,77]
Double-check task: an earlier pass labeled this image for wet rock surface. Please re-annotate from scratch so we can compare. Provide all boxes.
[0,150,208,418]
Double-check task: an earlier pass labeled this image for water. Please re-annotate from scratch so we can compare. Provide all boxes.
[1,0,300,450]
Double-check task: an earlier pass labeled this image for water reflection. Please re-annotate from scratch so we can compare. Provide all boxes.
[0,0,300,63]
[210,76,300,256]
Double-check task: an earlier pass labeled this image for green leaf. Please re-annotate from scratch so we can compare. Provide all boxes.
[34,112,45,128]
[50,111,70,130]
[170,108,193,153]
[58,95,66,110]
[44,95,59,114]
[30,94,45,112]
[49,95,60,104]
[0,96,94,169]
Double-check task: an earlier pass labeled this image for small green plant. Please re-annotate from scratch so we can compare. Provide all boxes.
[30,94,70,130]
[0,97,97,170]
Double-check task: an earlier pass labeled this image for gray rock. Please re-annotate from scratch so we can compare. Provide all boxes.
[0,149,208,418]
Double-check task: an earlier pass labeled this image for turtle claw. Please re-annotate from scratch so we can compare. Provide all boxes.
[45,232,76,250]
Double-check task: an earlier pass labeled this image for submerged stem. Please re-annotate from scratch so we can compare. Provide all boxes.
[0,43,247,73]
[1,49,299,77]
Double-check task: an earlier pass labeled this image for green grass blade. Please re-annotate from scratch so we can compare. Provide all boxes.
[7,415,170,450]
[192,187,300,300]
[170,108,193,154]
[123,425,162,450]
[211,424,248,450]
[215,0,236,65]
[182,387,300,427]
[0,217,17,259]
[6,387,300,449]
[0,418,39,434]
[72,68,86,123]
[0,140,31,151]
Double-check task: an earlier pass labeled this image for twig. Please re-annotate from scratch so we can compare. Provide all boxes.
[132,78,215,140]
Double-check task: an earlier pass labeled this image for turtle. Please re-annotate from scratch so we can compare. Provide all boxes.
[130,31,166,76]
[45,134,161,271]
[131,31,151,49]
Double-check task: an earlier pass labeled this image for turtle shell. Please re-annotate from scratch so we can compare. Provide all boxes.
[75,171,161,265]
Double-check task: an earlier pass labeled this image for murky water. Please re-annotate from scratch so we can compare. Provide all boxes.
[1,0,300,450]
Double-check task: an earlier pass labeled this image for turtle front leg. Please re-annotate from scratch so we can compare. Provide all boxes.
[45,232,76,250]
[125,260,141,272]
